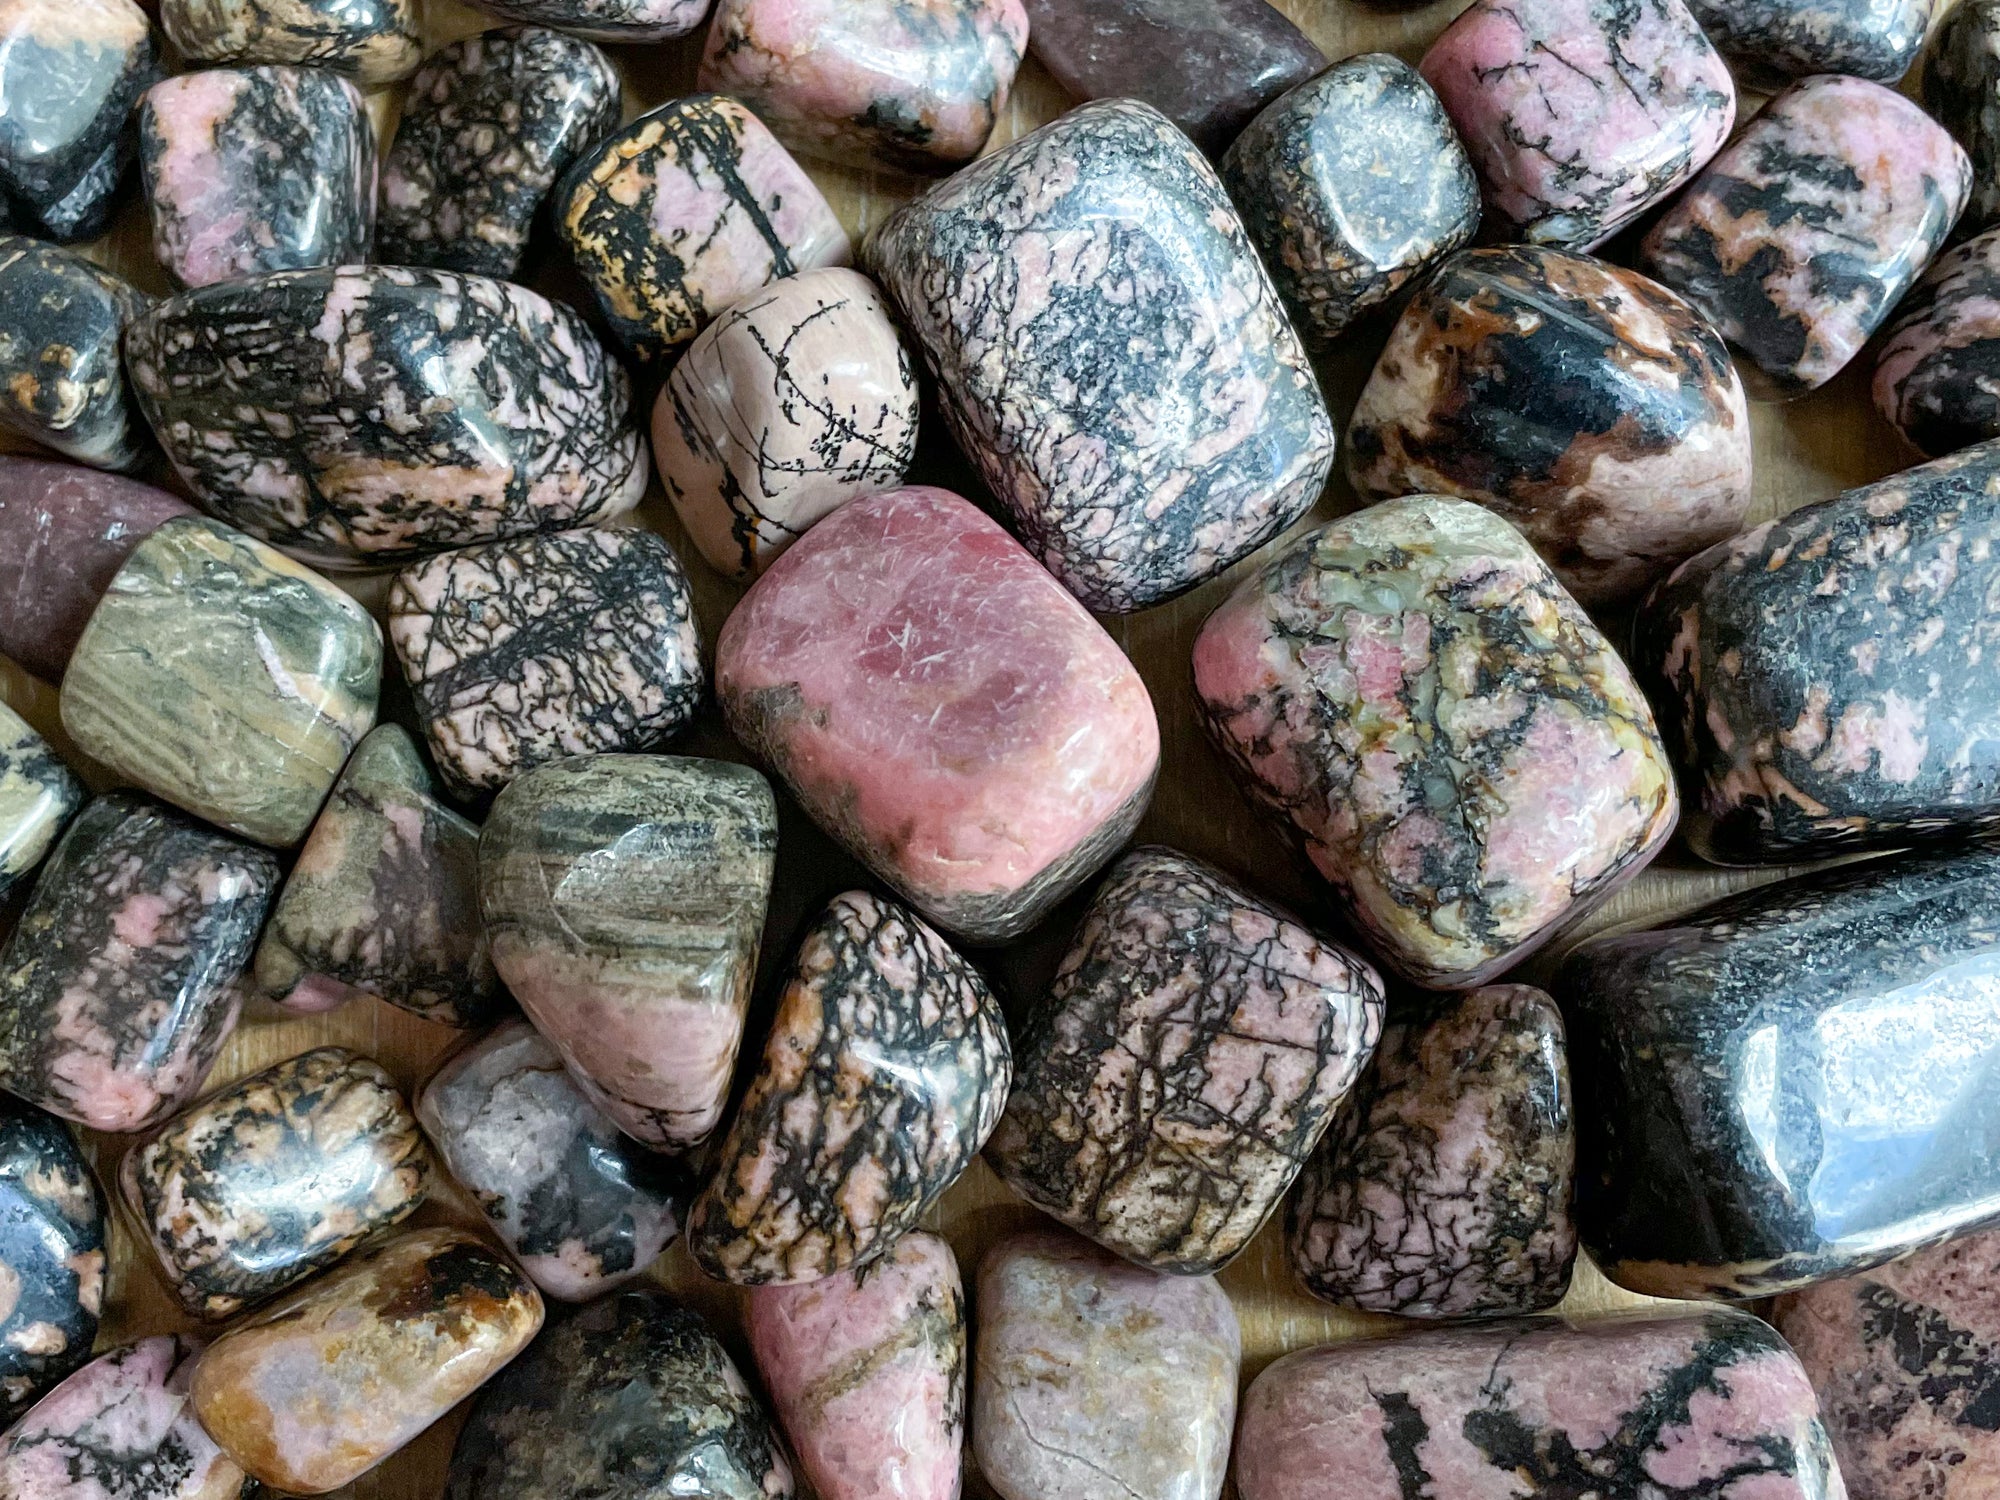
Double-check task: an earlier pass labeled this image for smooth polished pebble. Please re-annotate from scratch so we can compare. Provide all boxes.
[1875,227,2000,459]
[161,0,421,83]
[1688,0,1931,80]
[1927,0,2000,238]
[458,0,711,42]
[0,1096,104,1423]
[0,237,150,472]
[0,703,81,904]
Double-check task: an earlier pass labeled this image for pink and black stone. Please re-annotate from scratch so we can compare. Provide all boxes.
[0,1097,104,1423]
[377,27,621,280]
[159,0,420,84]
[865,99,1334,612]
[453,0,709,42]
[1927,0,2000,238]
[986,846,1385,1276]
[0,705,82,904]
[1641,75,1970,395]
[1875,228,2000,459]
[1637,442,2000,863]
[686,890,1011,1285]
[0,239,150,472]
[1235,1309,1843,1500]
[124,266,645,571]
[1346,245,1754,606]
[1687,0,1931,81]
[0,795,275,1134]
[1557,842,2000,1299]
[1288,984,1576,1318]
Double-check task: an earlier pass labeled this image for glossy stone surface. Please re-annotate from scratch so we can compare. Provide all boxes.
[1236,1308,1844,1500]
[1288,984,1575,1318]
[0,794,276,1134]
[190,1228,543,1494]
[417,1020,685,1302]
[446,1287,794,1500]
[974,1229,1239,1500]
[139,66,374,290]
[125,266,646,571]
[1193,495,1678,989]
[1641,75,1970,395]
[746,1232,962,1500]
[0,1096,103,1422]
[866,99,1334,613]
[161,0,420,83]
[389,529,703,798]
[1347,246,1754,606]
[653,266,918,580]
[687,890,1010,1284]
[377,27,620,280]
[479,755,776,1152]
[1927,0,2000,239]
[457,0,709,42]
[717,487,1159,943]
[1689,0,1930,80]
[0,238,149,472]
[557,94,849,364]
[62,517,381,847]
[0,704,80,904]
[1638,443,2000,864]
[988,846,1384,1275]
[1220,54,1479,347]
[1875,227,2000,459]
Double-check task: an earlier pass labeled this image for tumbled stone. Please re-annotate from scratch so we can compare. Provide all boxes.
[688,890,1010,1284]
[446,1287,794,1500]
[653,267,918,580]
[252,725,501,1026]
[1421,0,1734,250]
[865,99,1334,613]
[1288,984,1575,1318]
[1926,0,2000,239]
[0,704,80,904]
[417,1019,685,1301]
[190,1228,543,1494]
[457,0,709,41]
[1346,245,1754,605]
[377,27,620,280]
[120,1047,429,1321]
[21,139,129,245]
[717,486,1159,943]
[557,94,848,364]
[0,1097,103,1422]
[389,529,703,798]
[479,755,776,1152]
[1558,842,2000,1298]
[987,846,1383,1275]
[0,238,150,472]
[1689,0,1929,80]
[139,65,375,290]
[974,1229,1238,1500]
[61,516,381,848]
[124,266,646,570]
[161,0,420,84]
[1875,228,2000,460]
[698,0,1027,172]
[1193,495,1677,989]
[1637,443,2000,863]
[1641,74,1970,395]
[0,794,276,1134]
[1236,1308,1842,1500]
[1220,54,1479,347]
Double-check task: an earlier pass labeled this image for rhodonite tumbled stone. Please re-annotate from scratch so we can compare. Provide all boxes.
[558,94,849,364]
[987,846,1385,1275]
[1288,984,1576,1318]
[0,1097,104,1422]
[1346,245,1753,605]
[376,28,620,279]
[459,0,709,41]
[479,755,776,1152]
[0,794,276,1133]
[1638,443,2000,863]
[1875,228,2000,459]
[417,1020,685,1301]
[687,890,1011,1284]
[125,266,646,570]
[1236,1309,1843,1500]
[161,0,420,83]
[1927,0,2000,239]
[717,487,1159,943]
[1688,0,1930,80]
[1641,75,1970,395]
[0,704,80,903]
[653,267,918,580]
[0,238,149,472]
[865,99,1334,613]
[1220,54,1479,347]
[1193,495,1678,989]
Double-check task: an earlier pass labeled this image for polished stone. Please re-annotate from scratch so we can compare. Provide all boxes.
[455,0,710,42]
[161,0,420,83]
[0,704,80,904]
[0,238,150,472]
[1927,0,2000,239]
[1193,495,1678,988]
[988,846,1384,1275]
[124,266,646,570]
[18,139,129,244]
[0,794,276,1134]
[717,486,1159,942]
[0,1096,103,1423]
[687,889,1010,1284]
[62,516,381,847]
[479,755,776,1152]
[653,267,918,580]
[1347,245,1754,605]
[1875,228,2000,459]
[865,100,1334,612]
[1690,0,1930,80]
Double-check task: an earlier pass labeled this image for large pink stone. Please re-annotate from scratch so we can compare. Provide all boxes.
[716,485,1159,942]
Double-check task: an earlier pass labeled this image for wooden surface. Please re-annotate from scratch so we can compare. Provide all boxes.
[0,0,1927,1494]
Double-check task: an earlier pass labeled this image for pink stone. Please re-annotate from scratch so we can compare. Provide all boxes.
[716,485,1159,943]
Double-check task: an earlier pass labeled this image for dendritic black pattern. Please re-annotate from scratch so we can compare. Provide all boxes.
[0,704,82,900]
[160,0,422,84]
[1926,0,2000,237]
[1874,230,2000,459]
[0,1095,104,1422]
[0,236,151,471]
[1686,0,1930,81]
